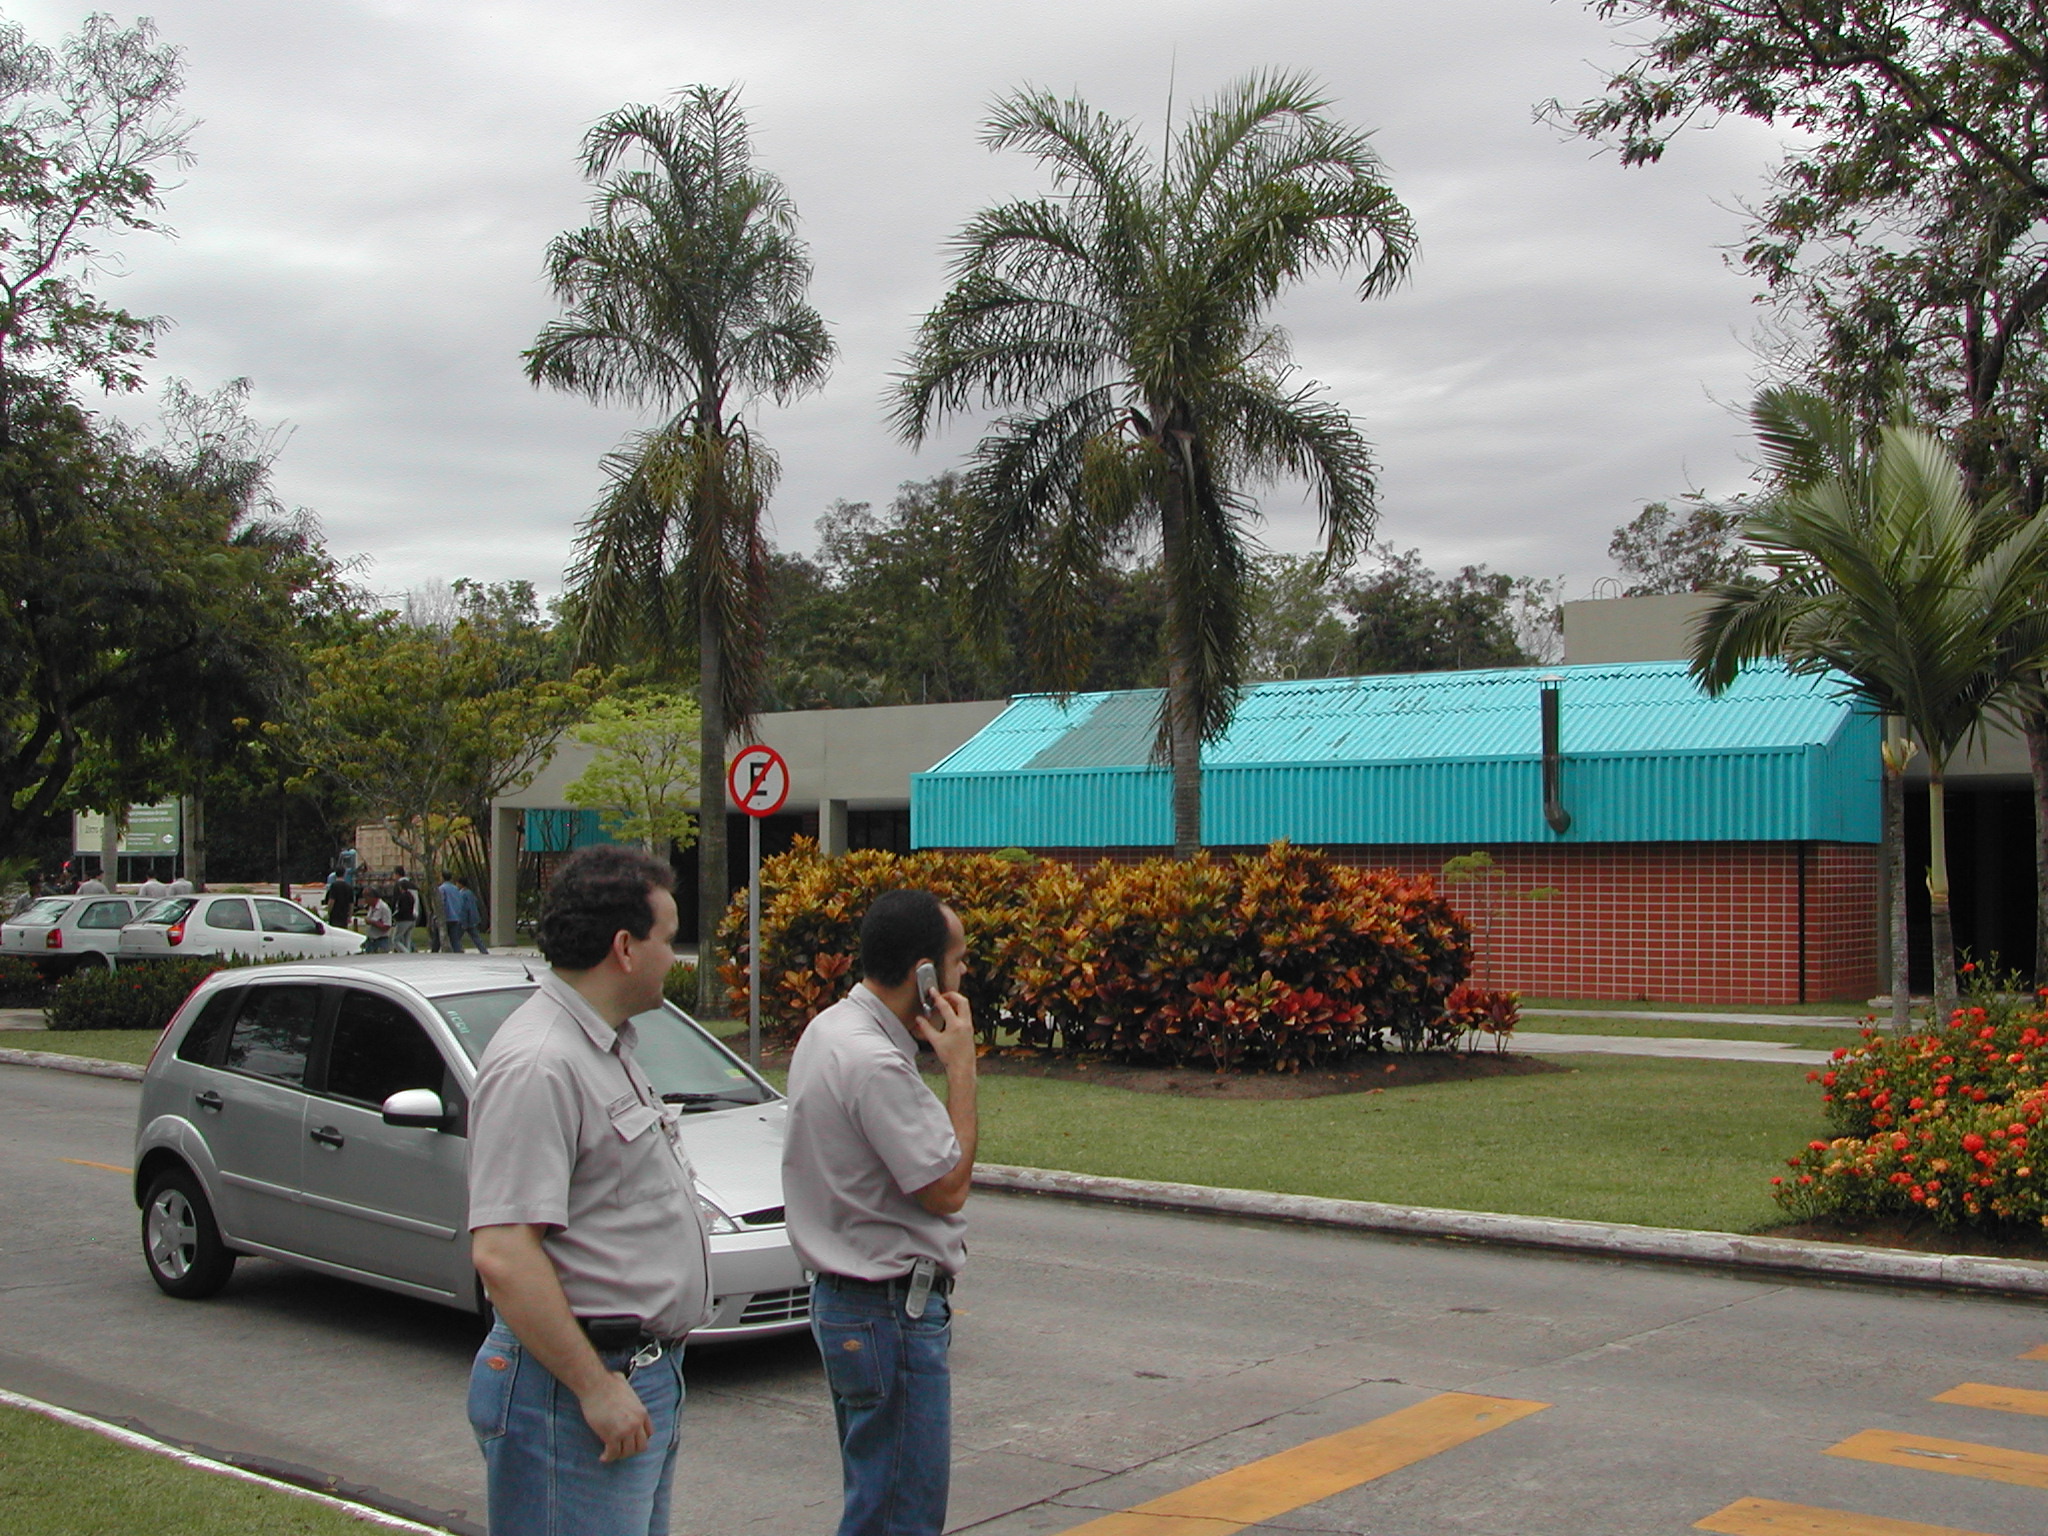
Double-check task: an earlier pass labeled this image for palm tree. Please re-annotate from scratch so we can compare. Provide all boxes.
[893,72,1414,856]
[1693,389,2048,1026]
[526,87,832,1013]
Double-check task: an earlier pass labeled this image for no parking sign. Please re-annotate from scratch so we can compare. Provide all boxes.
[728,743,790,1068]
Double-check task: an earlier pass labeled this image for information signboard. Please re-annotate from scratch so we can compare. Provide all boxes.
[72,803,181,854]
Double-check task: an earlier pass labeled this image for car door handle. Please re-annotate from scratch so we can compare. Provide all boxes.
[309,1126,345,1149]
[193,1090,223,1112]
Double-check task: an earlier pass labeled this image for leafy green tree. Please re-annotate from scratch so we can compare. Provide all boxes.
[1609,497,1757,596]
[1693,389,2048,1025]
[527,85,832,1009]
[564,690,703,853]
[1342,545,1558,674]
[1242,553,1355,682]
[894,72,1414,856]
[287,619,611,930]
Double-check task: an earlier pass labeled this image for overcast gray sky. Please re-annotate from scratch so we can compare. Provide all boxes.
[12,0,1791,603]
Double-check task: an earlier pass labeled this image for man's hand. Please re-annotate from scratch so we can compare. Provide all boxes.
[913,988,976,1076]
[579,1371,654,1463]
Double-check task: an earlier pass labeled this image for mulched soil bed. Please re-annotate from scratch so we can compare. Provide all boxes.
[970,1048,1568,1100]
[1763,1215,2048,1263]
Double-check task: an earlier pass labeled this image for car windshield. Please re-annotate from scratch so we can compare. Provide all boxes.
[12,897,70,923]
[133,898,196,925]
[431,988,773,1107]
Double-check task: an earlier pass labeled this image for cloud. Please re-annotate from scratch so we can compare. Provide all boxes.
[13,0,1792,598]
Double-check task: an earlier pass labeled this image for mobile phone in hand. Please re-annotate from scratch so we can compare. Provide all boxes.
[914,960,940,1019]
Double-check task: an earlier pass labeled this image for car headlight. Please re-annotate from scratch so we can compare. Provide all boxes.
[697,1193,741,1235]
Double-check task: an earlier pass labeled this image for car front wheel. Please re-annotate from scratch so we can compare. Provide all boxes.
[142,1167,236,1299]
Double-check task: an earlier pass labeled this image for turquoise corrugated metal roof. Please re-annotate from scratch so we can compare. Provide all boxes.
[928,661,1853,773]
[914,660,1883,848]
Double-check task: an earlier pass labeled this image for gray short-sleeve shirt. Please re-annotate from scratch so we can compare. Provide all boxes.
[782,984,966,1280]
[467,971,712,1339]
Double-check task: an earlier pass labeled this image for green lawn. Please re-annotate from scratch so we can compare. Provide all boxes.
[0,1405,393,1536]
[1,1029,156,1065]
[1526,1015,1868,1048]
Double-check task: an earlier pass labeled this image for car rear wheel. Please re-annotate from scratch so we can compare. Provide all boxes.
[70,952,109,972]
[142,1167,236,1299]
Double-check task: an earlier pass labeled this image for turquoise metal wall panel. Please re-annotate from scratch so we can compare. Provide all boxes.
[523,808,622,853]
[911,767,1170,850]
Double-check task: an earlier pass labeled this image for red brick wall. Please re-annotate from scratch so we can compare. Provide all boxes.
[1013,841,1882,1006]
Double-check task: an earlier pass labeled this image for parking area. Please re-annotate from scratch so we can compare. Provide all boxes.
[5,1062,2048,1535]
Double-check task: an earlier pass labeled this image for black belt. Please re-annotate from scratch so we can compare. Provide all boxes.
[816,1270,955,1297]
[575,1314,680,1351]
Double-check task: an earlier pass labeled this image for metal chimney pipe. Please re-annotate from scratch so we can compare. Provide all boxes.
[1540,674,1572,834]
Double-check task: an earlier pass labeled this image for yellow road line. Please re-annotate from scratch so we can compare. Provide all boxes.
[1695,1496,2003,1535]
[59,1157,130,1174]
[1935,1382,2048,1418]
[2019,1345,2048,1362]
[1827,1429,2048,1490]
[1052,1391,1549,1536]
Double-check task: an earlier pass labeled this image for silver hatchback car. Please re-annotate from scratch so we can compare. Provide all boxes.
[132,955,808,1342]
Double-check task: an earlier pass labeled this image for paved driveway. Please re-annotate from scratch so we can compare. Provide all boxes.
[4,1062,2046,1535]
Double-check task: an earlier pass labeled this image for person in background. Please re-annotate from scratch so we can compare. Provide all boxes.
[77,867,109,895]
[362,887,395,952]
[390,869,420,953]
[441,873,489,953]
[6,870,43,917]
[137,865,171,902]
[169,870,194,895]
[324,869,355,929]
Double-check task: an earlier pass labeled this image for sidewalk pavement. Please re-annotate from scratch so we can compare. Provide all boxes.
[1523,1006,1866,1030]
[1512,1030,1835,1066]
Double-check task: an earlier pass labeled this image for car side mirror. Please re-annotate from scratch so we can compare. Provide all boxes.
[381,1088,447,1129]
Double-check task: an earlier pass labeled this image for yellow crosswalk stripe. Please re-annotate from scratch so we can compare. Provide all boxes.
[1696,1496,2004,1535]
[1827,1429,2048,1490]
[1051,1392,1548,1536]
[2018,1345,2048,1362]
[1934,1383,2048,1418]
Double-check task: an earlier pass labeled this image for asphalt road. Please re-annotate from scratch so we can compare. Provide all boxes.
[6,1061,2048,1536]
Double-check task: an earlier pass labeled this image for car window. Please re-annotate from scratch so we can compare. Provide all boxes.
[324,989,448,1107]
[206,898,254,931]
[175,989,241,1066]
[135,898,195,925]
[14,897,71,923]
[255,898,322,936]
[221,985,323,1085]
[431,988,770,1105]
[75,900,132,930]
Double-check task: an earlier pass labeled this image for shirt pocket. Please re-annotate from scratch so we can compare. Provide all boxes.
[607,1097,678,1205]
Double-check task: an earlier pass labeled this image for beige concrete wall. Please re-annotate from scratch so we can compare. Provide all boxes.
[1561,593,1715,664]
[495,697,1011,814]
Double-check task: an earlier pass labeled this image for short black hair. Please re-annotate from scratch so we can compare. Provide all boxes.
[859,889,952,987]
[537,846,677,970]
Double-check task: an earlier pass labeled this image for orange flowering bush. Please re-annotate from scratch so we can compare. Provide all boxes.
[1776,984,2048,1229]
[720,839,1480,1070]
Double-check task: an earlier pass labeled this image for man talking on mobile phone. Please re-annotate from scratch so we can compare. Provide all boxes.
[783,888,977,1536]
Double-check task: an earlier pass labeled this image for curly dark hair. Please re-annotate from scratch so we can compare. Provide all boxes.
[858,889,952,987]
[536,846,677,970]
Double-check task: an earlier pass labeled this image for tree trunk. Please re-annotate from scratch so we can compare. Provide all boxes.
[182,790,207,891]
[1927,761,1959,1024]
[99,806,122,887]
[2030,706,2048,993]
[1884,757,1911,1035]
[275,778,290,897]
[697,601,728,1017]
[1156,461,1203,859]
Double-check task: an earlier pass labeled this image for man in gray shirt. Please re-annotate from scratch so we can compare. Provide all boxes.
[466,845,712,1536]
[783,888,978,1536]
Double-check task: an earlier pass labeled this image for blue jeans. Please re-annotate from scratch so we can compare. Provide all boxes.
[810,1277,953,1536]
[467,1320,684,1536]
[448,922,489,953]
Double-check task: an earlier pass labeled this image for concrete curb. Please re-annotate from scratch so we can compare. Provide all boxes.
[0,1045,143,1081]
[973,1164,2048,1301]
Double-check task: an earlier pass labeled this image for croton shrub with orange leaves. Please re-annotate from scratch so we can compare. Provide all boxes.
[1774,984,2048,1230]
[718,839,1507,1070]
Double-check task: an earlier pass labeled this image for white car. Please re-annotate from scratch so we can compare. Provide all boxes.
[119,894,365,963]
[2,893,143,973]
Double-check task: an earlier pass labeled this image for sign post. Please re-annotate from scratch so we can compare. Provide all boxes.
[726,744,790,1069]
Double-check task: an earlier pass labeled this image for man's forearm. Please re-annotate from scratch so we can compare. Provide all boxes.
[472,1227,611,1394]
[944,1064,978,1174]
